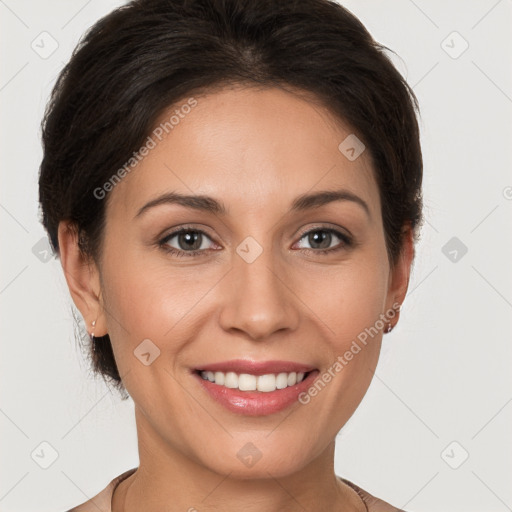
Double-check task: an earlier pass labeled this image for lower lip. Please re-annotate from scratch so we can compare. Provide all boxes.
[193,370,319,416]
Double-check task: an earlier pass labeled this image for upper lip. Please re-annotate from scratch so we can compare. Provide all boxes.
[195,359,316,376]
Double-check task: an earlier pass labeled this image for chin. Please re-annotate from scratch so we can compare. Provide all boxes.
[199,435,317,480]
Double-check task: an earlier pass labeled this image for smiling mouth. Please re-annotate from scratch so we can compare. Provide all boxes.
[194,369,313,392]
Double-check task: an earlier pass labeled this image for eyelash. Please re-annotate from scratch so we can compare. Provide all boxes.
[158,226,353,258]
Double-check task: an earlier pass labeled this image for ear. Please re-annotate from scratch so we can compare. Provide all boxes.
[385,223,415,328]
[57,220,108,337]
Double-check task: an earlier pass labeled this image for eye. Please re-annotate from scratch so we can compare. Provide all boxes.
[294,227,352,254]
[158,226,352,258]
[159,228,217,257]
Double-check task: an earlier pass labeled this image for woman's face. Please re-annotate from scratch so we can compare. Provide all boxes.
[62,85,412,478]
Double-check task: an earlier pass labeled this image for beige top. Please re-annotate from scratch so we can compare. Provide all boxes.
[66,468,406,512]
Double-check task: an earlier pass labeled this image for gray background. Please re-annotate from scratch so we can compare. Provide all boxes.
[1,1,511,510]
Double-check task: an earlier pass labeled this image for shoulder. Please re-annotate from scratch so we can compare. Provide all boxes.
[339,476,407,512]
[64,468,137,512]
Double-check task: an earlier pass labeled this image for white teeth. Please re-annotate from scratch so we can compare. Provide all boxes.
[276,372,289,389]
[287,372,297,387]
[238,374,257,391]
[200,370,309,391]
[224,371,238,389]
[257,374,276,392]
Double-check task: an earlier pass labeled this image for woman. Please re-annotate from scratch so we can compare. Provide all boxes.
[38,0,422,510]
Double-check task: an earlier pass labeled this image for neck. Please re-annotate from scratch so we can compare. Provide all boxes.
[112,406,365,512]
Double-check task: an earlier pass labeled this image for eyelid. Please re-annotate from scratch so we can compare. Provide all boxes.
[159,223,216,240]
[294,222,353,241]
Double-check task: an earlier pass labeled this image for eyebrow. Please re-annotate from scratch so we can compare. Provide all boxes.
[134,189,370,219]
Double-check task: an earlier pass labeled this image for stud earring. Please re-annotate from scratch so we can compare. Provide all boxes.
[385,323,394,334]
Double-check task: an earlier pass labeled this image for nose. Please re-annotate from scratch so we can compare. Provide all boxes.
[218,240,300,341]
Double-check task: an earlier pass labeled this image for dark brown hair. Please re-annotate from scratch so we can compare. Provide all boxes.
[38,0,423,395]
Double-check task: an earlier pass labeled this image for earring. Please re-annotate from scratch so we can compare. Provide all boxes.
[90,320,96,343]
[385,323,394,334]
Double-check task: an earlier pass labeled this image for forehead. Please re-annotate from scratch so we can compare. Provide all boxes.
[109,85,379,220]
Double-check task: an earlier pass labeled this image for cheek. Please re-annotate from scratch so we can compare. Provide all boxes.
[100,251,220,369]
[338,262,388,338]
[298,247,390,406]
[300,254,389,344]
[292,254,389,427]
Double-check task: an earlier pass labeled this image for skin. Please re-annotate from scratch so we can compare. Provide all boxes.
[58,85,414,512]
